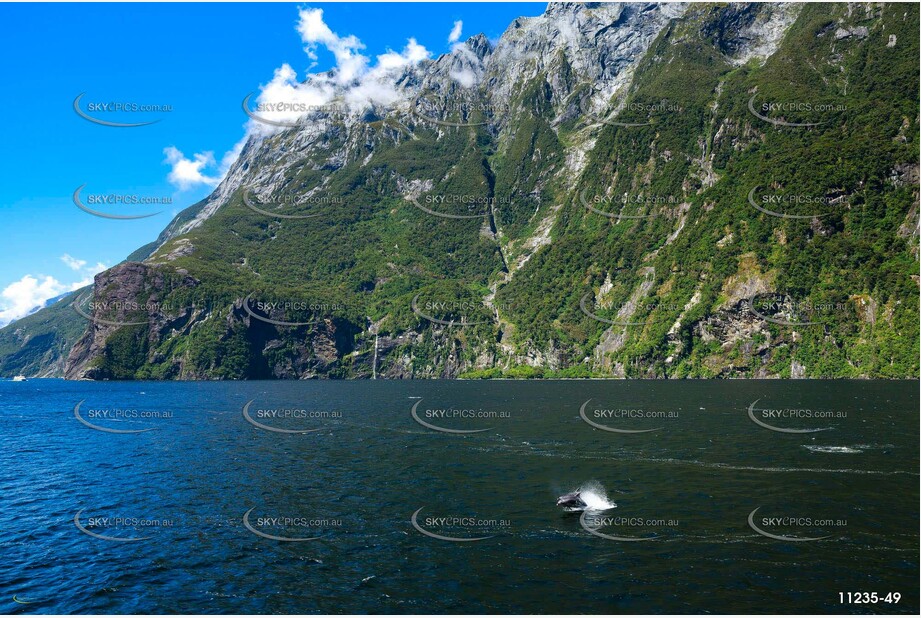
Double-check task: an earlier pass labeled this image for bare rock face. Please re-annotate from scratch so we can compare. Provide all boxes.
[64,263,199,379]
[65,262,373,380]
[700,3,801,65]
[834,25,869,40]
[485,3,686,103]
[693,297,777,377]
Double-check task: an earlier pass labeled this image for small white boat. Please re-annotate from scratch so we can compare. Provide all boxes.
[12,375,26,382]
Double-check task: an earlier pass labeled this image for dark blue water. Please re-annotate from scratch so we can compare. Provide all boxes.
[0,379,917,614]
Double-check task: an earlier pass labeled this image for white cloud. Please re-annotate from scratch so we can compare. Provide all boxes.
[161,7,435,189]
[163,146,221,190]
[0,257,108,326]
[248,62,336,134]
[248,8,432,133]
[449,68,478,88]
[375,38,429,71]
[297,7,368,85]
[449,20,463,44]
[0,275,66,326]
[447,39,484,88]
[60,254,86,272]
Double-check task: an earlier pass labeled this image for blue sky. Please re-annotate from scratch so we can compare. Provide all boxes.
[0,2,544,325]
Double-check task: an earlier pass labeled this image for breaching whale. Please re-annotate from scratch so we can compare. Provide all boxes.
[556,491,587,511]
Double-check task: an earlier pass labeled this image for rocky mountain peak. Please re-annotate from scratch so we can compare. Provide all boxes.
[464,33,493,60]
[543,2,609,18]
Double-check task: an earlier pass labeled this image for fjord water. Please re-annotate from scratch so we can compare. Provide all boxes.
[1,379,917,614]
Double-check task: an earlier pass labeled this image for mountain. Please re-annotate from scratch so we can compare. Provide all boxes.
[0,289,71,330]
[2,2,918,379]
[0,289,86,377]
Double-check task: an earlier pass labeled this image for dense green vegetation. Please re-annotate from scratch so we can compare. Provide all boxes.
[495,2,919,378]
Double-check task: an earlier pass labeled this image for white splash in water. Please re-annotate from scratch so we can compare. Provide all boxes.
[563,480,617,511]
